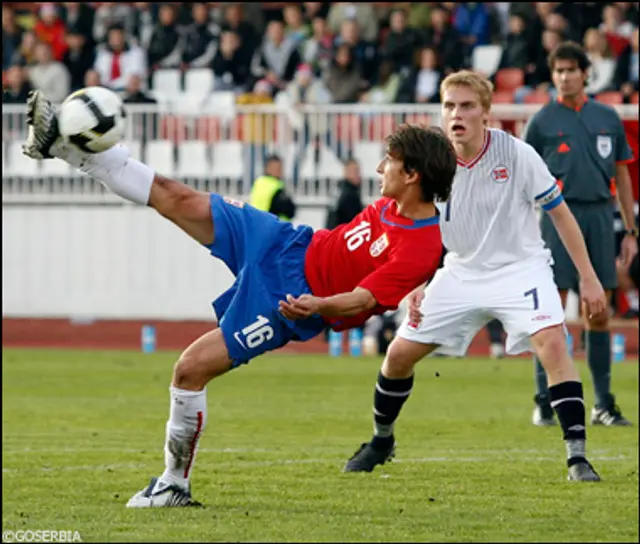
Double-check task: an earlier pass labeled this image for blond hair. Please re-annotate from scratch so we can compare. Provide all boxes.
[440,70,494,111]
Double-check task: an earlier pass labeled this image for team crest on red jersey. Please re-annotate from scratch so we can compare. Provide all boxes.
[369,233,389,257]
[491,165,510,183]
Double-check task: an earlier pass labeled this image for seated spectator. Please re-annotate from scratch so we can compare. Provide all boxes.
[496,14,531,72]
[28,41,70,103]
[220,4,259,66]
[93,2,134,44]
[123,74,156,104]
[12,30,38,67]
[544,12,581,44]
[359,61,401,105]
[514,28,563,103]
[413,46,442,103]
[59,2,95,46]
[283,63,332,105]
[284,5,310,46]
[147,4,182,72]
[583,28,615,96]
[600,4,632,56]
[3,6,23,71]
[84,69,102,87]
[301,16,334,76]
[63,25,96,92]
[94,24,147,92]
[422,5,465,76]
[613,27,639,102]
[181,3,216,71]
[453,2,491,55]
[33,3,68,62]
[212,30,251,93]
[326,3,378,43]
[251,20,301,94]
[323,44,365,103]
[334,19,379,84]
[382,9,420,71]
[403,2,433,31]
[2,64,33,104]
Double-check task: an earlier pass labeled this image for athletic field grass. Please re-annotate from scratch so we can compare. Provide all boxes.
[2,349,638,542]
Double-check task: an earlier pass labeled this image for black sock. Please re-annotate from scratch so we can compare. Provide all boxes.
[585,330,612,408]
[549,381,587,466]
[371,371,414,449]
[533,356,550,400]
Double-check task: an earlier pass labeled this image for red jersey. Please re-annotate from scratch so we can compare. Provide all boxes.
[304,197,442,331]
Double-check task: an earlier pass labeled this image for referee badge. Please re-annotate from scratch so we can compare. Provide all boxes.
[596,135,612,159]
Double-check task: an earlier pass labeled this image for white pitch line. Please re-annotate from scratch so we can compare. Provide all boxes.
[2,454,632,474]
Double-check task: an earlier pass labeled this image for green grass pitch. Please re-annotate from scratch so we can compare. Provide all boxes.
[2,348,638,542]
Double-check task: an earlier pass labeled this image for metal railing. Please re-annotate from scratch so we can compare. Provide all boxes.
[3,103,638,206]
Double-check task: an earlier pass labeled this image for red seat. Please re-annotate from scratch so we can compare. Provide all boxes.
[492,90,515,104]
[596,91,623,105]
[495,68,525,92]
[631,92,639,104]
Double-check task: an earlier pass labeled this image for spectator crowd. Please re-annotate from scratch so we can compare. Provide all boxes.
[3,2,639,108]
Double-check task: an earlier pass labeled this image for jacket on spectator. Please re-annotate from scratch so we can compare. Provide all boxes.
[382,28,421,70]
[453,3,491,47]
[323,61,363,103]
[326,4,378,42]
[59,3,95,45]
[212,47,251,90]
[93,4,135,44]
[221,21,259,66]
[3,20,23,71]
[497,31,530,70]
[182,23,216,68]
[422,26,465,74]
[326,179,364,230]
[613,43,640,92]
[33,17,68,61]
[29,61,70,103]
[147,24,182,69]
[63,41,96,92]
[252,36,301,84]
[94,41,147,92]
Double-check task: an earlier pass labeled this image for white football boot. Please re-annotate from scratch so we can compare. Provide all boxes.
[126,477,203,508]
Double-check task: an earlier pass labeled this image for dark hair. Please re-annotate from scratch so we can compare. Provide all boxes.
[265,154,282,165]
[547,41,591,73]
[384,124,457,203]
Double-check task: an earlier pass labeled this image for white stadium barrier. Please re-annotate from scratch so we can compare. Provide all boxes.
[3,104,638,320]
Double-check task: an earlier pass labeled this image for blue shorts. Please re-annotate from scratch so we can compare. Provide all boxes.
[205,194,325,368]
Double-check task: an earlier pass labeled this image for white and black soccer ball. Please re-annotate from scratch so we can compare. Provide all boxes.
[58,86,127,153]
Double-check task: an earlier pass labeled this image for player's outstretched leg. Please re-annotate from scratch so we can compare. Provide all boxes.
[127,329,233,507]
[344,337,436,473]
[530,325,601,482]
[22,90,215,247]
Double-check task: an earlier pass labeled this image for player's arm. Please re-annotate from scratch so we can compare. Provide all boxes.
[279,287,378,320]
[613,116,638,266]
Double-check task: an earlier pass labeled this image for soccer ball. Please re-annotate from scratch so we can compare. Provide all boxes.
[58,87,127,153]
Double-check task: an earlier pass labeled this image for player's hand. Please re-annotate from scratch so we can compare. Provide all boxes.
[579,275,607,320]
[278,294,321,320]
[407,287,425,326]
[619,234,638,269]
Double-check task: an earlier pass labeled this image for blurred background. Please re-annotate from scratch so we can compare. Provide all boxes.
[2,2,638,355]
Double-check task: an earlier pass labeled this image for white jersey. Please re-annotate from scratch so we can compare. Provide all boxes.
[437,128,563,279]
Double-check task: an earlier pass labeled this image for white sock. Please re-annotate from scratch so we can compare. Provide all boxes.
[56,143,154,205]
[160,385,207,489]
[627,290,638,311]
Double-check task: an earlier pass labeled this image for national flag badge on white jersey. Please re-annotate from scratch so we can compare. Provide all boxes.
[370,233,389,257]
[491,165,510,183]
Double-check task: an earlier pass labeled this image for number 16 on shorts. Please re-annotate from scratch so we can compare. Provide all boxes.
[233,315,275,350]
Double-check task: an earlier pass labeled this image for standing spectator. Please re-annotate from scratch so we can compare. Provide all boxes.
[33,3,68,62]
[301,16,334,75]
[59,3,95,46]
[181,3,216,71]
[212,30,250,93]
[221,4,259,66]
[251,20,301,94]
[147,4,182,72]
[326,3,378,43]
[382,9,420,72]
[284,5,311,46]
[323,44,365,103]
[94,24,147,92]
[582,28,615,96]
[93,2,134,44]
[28,42,70,103]
[249,154,296,221]
[63,25,96,92]
[326,158,364,230]
[496,14,531,72]
[334,19,379,84]
[2,64,32,104]
[84,69,102,87]
[453,2,491,59]
[523,42,637,427]
[423,5,465,76]
[613,27,639,103]
[3,6,23,71]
